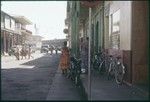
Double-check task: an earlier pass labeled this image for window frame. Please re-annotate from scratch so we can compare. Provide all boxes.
[110,9,121,49]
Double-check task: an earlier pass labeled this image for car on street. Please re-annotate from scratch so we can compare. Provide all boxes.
[41,45,49,53]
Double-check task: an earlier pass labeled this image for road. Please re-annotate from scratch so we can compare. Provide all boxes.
[1,51,59,100]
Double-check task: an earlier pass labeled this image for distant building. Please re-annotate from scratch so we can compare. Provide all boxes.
[30,35,43,49]
[12,15,32,45]
[42,39,66,48]
[1,10,32,55]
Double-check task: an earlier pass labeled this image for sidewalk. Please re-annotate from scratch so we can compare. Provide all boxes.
[46,68,85,101]
[80,71,149,101]
[1,55,16,63]
[1,51,42,63]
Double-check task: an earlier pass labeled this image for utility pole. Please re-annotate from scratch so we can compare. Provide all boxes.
[88,7,92,100]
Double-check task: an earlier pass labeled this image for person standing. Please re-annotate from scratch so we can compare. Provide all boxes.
[81,37,88,73]
[80,37,86,73]
[28,45,34,59]
[55,46,58,54]
[14,46,20,60]
[59,41,70,74]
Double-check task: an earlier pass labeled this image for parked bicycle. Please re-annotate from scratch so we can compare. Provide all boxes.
[107,55,125,84]
[67,56,82,86]
[92,52,106,74]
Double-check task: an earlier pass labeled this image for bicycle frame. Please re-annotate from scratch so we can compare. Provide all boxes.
[107,56,125,84]
[68,56,82,86]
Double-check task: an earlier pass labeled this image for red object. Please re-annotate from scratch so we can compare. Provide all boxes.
[80,1,100,8]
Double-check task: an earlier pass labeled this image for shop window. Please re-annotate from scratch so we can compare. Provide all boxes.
[110,9,120,49]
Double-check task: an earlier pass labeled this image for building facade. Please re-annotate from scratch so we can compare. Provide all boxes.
[65,1,149,87]
[1,11,33,55]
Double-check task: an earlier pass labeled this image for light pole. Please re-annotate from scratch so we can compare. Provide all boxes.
[88,7,92,100]
[80,1,100,100]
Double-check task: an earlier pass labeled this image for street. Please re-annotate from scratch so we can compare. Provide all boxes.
[1,1,149,101]
[1,51,60,100]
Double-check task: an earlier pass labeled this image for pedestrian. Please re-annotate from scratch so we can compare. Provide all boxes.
[20,46,26,60]
[80,37,86,73]
[28,45,34,59]
[59,41,70,75]
[14,46,20,60]
[82,37,89,74]
[50,45,53,55]
[55,46,58,54]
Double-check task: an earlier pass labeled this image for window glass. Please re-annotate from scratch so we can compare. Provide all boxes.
[110,9,120,49]
[112,9,120,33]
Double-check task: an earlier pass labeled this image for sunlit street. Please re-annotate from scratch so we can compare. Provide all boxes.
[1,1,149,101]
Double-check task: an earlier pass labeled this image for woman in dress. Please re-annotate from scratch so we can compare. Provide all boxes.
[59,41,70,74]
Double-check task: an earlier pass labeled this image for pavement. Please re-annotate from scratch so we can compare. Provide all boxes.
[80,70,149,101]
[46,67,86,101]
[1,52,149,101]
[1,52,59,100]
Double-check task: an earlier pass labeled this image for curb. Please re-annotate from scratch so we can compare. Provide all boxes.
[78,80,88,101]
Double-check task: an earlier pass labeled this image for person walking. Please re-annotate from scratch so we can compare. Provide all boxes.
[59,41,70,75]
[28,45,34,59]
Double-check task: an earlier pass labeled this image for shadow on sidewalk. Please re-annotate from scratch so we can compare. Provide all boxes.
[1,53,60,101]
[20,53,60,68]
[80,70,149,101]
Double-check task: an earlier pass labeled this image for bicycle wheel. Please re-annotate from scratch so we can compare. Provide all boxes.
[107,62,115,80]
[93,60,99,70]
[115,63,125,84]
[75,76,80,86]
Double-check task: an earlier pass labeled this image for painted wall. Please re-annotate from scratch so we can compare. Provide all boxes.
[109,1,132,50]
[131,1,149,84]
[105,1,133,83]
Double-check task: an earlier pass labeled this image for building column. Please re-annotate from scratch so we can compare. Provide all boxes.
[3,31,7,54]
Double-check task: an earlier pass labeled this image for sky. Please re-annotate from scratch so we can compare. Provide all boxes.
[1,1,67,40]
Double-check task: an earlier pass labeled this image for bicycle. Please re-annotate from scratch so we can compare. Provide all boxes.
[92,52,106,74]
[68,56,82,86]
[92,52,103,70]
[107,55,125,84]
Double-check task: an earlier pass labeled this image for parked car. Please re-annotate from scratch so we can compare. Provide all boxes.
[41,45,49,53]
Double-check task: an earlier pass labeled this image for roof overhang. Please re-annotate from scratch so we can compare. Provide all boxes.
[12,16,32,25]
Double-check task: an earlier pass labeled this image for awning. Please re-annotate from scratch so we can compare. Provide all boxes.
[12,16,32,25]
